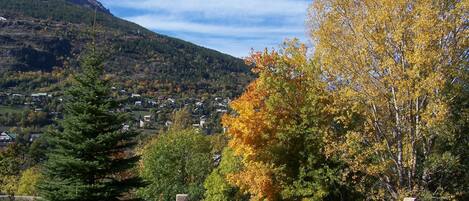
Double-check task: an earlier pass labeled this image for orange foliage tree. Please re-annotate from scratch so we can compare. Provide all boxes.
[222,40,357,200]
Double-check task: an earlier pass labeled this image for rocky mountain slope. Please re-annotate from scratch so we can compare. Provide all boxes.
[0,0,253,98]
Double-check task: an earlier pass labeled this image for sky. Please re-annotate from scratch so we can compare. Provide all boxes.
[100,0,311,58]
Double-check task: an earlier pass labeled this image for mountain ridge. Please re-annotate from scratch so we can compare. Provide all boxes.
[67,0,111,15]
[0,0,253,98]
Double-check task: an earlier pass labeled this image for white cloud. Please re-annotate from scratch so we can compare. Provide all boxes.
[101,0,309,19]
[126,15,305,37]
[100,0,310,57]
[174,34,287,58]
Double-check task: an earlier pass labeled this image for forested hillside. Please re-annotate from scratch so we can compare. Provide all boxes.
[0,0,253,97]
[0,0,254,135]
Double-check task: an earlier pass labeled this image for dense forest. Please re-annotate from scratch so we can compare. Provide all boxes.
[1,0,468,201]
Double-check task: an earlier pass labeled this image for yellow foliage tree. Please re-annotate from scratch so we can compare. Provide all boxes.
[310,0,468,199]
[222,74,281,201]
[16,167,42,196]
[0,175,18,196]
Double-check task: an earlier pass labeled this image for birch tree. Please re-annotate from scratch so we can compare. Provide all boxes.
[309,0,468,199]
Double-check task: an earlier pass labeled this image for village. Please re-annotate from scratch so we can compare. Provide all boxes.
[0,88,231,148]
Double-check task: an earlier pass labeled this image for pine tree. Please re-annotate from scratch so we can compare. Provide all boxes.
[38,49,140,201]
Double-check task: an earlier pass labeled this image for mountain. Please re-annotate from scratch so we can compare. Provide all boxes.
[67,0,111,14]
[0,0,253,98]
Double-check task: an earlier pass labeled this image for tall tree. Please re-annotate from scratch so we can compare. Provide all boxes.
[38,49,140,201]
[222,40,359,200]
[310,0,468,199]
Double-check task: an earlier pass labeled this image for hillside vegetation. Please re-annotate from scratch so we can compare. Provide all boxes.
[0,0,253,97]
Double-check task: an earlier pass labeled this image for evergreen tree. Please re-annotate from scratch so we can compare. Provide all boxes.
[38,49,140,201]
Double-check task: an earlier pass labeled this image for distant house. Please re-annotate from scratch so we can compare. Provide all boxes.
[32,93,48,102]
[12,93,24,97]
[131,94,141,98]
[143,115,152,122]
[148,100,157,106]
[135,101,142,106]
[31,93,47,97]
[0,132,16,142]
[139,120,145,128]
[29,133,42,142]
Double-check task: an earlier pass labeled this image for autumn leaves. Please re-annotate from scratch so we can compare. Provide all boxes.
[219,0,468,200]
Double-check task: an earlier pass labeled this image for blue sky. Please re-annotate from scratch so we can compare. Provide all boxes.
[100,0,311,58]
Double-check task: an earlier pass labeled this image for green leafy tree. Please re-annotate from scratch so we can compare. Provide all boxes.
[138,129,213,201]
[38,49,140,201]
[204,147,249,201]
